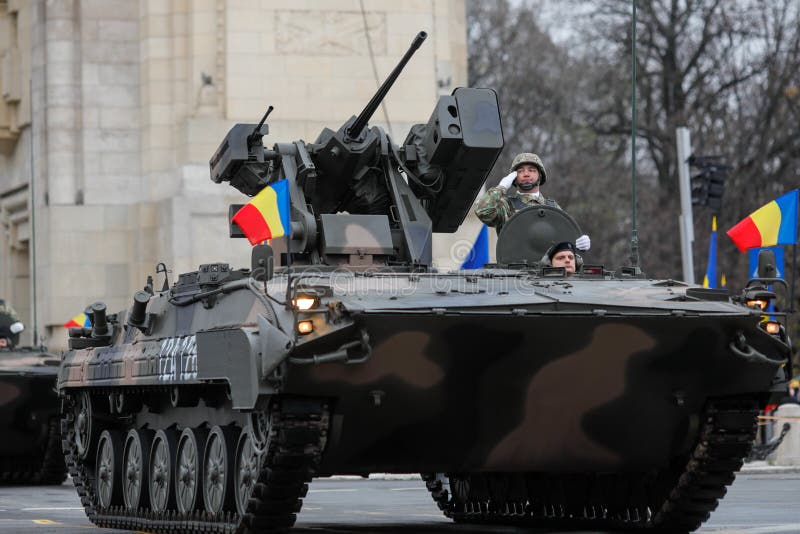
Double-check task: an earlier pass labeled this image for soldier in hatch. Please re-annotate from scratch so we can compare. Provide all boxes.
[474,153,591,252]
[542,241,579,275]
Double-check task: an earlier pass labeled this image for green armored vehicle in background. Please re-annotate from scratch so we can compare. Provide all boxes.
[0,301,66,485]
[57,32,790,533]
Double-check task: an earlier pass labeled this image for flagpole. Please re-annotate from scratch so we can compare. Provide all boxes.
[792,243,797,313]
[282,233,294,310]
[790,242,797,381]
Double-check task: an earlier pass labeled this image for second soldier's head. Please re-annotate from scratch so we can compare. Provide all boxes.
[547,241,577,274]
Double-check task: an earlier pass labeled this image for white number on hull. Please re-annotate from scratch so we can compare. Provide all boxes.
[157,335,197,382]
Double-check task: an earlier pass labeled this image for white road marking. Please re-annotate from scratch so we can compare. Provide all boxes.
[21,507,84,511]
[308,488,358,493]
[704,526,800,533]
[389,487,427,491]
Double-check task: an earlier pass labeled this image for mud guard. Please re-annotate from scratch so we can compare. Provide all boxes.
[196,328,259,409]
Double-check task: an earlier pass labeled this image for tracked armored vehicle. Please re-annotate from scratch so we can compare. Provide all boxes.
[0,305,67,485]
[58,32,790,533]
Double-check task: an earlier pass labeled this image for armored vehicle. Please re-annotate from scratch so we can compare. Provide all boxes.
[58,32,790,533]
[0,303,67,485]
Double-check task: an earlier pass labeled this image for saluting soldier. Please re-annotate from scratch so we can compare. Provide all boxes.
[474,152,591,252]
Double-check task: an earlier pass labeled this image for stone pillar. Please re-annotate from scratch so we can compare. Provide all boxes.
[772,403,800,466]
[43,0,81,205]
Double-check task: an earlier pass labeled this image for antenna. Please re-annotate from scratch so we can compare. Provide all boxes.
[629,0,640,270]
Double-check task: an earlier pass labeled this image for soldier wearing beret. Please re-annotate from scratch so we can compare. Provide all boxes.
[474,152,591,252]
[542,241,579,275]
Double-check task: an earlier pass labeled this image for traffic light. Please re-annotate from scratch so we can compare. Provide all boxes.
[689,155,728,213]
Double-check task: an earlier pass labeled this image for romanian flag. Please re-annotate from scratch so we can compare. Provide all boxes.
[702,216,718,288]
[64,312,91,329]
[726,190,799,252]
[231,180,291,245]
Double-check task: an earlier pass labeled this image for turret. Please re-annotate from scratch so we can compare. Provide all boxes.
[209,31,504,270]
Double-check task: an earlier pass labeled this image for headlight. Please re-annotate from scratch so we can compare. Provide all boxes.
[297,320,314,335]
[743,288,775,311]
[746,299,768,310]
[292,294,319,311]
[764,321,781,335]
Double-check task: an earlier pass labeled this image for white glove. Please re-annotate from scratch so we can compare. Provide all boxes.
[575,234,591,251]
[497,171,517,191]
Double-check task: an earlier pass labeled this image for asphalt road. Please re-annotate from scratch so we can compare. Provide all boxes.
[0,474,797,533]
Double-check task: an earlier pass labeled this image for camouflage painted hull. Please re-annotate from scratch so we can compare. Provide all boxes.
[290,313,779,475]
[56,271,788,533]
[0,349,66,485]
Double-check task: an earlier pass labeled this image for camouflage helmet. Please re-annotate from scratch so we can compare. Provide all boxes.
[511,153,547,185]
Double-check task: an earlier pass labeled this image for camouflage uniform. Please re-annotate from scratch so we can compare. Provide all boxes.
[475,187,561,234]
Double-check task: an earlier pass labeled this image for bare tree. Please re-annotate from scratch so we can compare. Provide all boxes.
[467,0,634,268]
[467,0,800,369]
[573,0,800,286]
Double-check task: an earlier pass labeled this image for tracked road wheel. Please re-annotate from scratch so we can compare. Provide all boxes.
[203,425,238,515]
[176,427,208,513]
[235,428,261,516]
[96,430,123,510]
[149,429,178,513]
[74,391,95,460]
[248,410,270,454]
[122,429,154,510]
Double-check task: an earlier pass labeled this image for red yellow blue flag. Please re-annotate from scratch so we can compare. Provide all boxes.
[702,215,718,288]
[726,190,799,252]
[231,180,291,245]
[64,312,91,329]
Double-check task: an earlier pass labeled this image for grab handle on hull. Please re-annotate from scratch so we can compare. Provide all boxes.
[729,331,786,366]
[289,329,372,366]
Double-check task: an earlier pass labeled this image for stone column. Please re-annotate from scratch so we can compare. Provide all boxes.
[772,403,800,466]
[43,0,81,205]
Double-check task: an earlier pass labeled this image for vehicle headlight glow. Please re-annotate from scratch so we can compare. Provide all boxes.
[297,320,314,335]
[292,295,319,311]
[764,321,781,335]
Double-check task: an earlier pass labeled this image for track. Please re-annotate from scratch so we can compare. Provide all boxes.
[61,392,329,533]
[423,397,760,533]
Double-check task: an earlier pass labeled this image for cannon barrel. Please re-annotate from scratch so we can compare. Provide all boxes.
[346,31,427,141]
